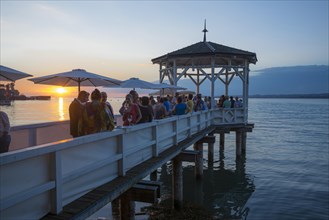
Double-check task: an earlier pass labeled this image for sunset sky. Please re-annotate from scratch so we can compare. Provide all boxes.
[1,1,328,97]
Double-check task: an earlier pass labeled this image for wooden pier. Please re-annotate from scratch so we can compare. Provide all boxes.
[0,110,253,220]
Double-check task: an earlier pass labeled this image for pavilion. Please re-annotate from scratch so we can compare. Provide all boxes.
[151,21,258,110]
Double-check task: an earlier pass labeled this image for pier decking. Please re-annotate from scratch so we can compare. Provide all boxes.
[0,108,253,220]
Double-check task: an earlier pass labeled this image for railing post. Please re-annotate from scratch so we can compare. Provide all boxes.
[49,151,62,214]
[174,118,178,145]
[118,132,126,176]
[187,114,191,137]
[152,123,158,157]
[234,109,237,123]
[28,127,37,147]
[197,113,201,132]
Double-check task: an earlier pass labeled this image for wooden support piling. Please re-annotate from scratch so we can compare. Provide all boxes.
[208,140,214,169]
[172,157,183,210]
[205,135,215,169]
[194,142,203,179]
[220,132,225,149]
[111,198,120,220]
[120,192,135,220]
[150,170,157,181]
[235,131,242,158]
[242,132,247,154]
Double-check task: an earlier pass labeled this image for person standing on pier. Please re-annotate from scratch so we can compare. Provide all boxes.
[101,91,115,131]
[0,110,11,153]
[194,94,207,111]
[84,89,108,134]
[153,97,167,119]
[69,90,89,138]
[122,94,142,126]
[186,94,194,113]
[173,96,188,115]
[138,96,153,123]
[223,96,231,108]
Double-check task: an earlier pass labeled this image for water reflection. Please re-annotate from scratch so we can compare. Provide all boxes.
[158,148,255,219]
[58,97,65,121]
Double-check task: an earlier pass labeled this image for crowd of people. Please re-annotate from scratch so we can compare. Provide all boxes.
[0,90,244,153]
[217,95,243,108]
[69,89,115,138]
[69,89,243,138]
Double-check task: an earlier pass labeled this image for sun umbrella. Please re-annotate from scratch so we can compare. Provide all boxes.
[149,89,194,96]
[28,69,122,92]
[151,83,186,90]
[149,83,186,96]
[0,65,33,82]
[105,77,157,90]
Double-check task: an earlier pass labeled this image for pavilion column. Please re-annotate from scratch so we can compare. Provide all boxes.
[243,61,249,123]
[225,68,229,96]
[159,62,163,83]
[210,57,215,109]
[173,59,177,86]
[196,69,200,94]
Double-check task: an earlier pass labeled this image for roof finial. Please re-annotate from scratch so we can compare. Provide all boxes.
[202,19,208,42]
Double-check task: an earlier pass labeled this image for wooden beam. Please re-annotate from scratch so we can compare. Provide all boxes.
[137,180,162,198]
[198,136,216,144]
[177,150,200,162]
[128,184,158,204]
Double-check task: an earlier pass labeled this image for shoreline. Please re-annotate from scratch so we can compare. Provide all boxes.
[249,93,329,99]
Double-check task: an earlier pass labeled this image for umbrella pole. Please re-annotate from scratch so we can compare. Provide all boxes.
[78,82,80,93]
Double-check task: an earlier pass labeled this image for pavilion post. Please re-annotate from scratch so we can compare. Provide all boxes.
[210,57,215,108]
[197,69,200,94]
[225,68,229,96]
[243,60,250,123]
[173,59,177,86]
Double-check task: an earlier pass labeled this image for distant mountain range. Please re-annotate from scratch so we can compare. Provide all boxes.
[249,65,328,95]
[110,65,328,98]
[160,65,328,97]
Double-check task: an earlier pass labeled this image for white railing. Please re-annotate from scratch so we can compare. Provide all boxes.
[0,108,246,220]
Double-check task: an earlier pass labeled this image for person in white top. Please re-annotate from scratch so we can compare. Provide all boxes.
[0,111,11,153]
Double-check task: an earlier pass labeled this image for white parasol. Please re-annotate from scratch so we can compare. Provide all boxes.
[0,65,33,82]
[28,69,121,92]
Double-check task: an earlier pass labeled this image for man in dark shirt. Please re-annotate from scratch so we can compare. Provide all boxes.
[69,91,89,137]
[138,96,153,123]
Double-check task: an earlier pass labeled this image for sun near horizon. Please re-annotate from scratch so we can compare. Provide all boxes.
[55,87,67,95]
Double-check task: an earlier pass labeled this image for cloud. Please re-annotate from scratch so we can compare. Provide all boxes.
[34,3,78,25]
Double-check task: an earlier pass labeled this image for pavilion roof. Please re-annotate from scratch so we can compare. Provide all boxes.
[152,41,258,65]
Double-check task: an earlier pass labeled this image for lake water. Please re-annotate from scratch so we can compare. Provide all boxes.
[1,98,328,219]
